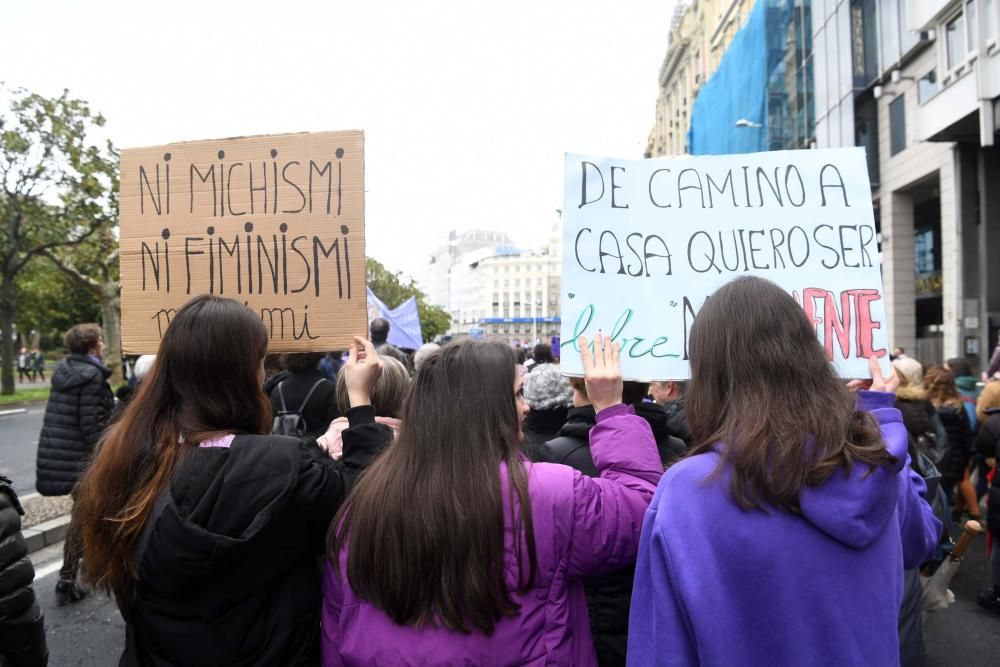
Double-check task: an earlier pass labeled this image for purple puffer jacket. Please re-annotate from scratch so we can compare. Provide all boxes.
[321,403,664,666]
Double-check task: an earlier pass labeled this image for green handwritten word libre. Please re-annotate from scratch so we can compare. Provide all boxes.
[561,305,680,359]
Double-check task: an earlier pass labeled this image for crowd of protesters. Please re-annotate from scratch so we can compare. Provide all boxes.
[7,276,1000,665]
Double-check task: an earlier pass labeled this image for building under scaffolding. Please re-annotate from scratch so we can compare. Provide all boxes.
[688,0,814,155]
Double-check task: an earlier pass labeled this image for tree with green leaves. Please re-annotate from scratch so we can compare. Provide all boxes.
[40,221,122,385]
[14,257,102,348]
[366,257,450,342]
[0,86,118,394]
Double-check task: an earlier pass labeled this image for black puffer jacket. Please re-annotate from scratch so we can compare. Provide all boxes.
[36,354,114,496]
[974,410,1000,535]
[120,407,390,666]
[895,387,936,438]
[935,404,973,483]
[540,403,686,474]
[538,402,681,666]
[0,477,48,667]
[662,397,691,446]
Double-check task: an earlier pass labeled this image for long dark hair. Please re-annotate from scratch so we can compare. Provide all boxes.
[686,276,894,512]
[330,339,538,634]
[77,296,271,604]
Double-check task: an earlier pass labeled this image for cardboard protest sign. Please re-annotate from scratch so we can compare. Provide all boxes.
[119,131,366,353]
[560,147,888,380]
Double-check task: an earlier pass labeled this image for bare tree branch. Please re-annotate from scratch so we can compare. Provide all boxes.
[39,248,102,293]
[13,215,103,273]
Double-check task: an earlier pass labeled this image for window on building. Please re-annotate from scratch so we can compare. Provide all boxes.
[889,95,906,156]
[967,0,978,49]
[514,279,520,288]
[493,280,498,288]
[899,1,920,54]
[986,0,997,40]
[855,96,880,185]
[946,12,966,69]
[918,70,939,103]
[879,0,900,69]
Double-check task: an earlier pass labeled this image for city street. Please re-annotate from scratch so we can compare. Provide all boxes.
[0,404,44,495]
[30,544,124,666]
[925,522,1000,665]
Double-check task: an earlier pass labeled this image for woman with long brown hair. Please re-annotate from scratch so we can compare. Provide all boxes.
[321,335,663,665]
[628,276,940,666]
[75,295,389,666]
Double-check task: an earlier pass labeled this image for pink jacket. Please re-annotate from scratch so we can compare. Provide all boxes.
[317,416,401,458]
[321,404,663,666]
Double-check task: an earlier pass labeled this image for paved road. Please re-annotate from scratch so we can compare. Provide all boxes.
[925,519,1000,665]
[0,405,44,494]
[31,543,124,666]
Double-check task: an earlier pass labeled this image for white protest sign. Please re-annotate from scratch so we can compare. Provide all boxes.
[560,147,889,380]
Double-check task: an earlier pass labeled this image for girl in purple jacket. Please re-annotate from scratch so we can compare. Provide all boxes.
[628,276,941,666]
[321,335,663,666]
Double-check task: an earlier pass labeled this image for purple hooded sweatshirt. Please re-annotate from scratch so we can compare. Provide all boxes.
[321,404,664,666]
[627,391,942,666]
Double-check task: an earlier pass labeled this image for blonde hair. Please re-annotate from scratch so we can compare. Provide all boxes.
[892,357,923,388]
[977,380,1000,425]
[336,355,410,418]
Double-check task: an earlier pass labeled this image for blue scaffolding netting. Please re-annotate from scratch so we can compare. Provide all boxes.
[688,0,812,155]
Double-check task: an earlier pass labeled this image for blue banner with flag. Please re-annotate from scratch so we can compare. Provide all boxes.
[367,288,424,350]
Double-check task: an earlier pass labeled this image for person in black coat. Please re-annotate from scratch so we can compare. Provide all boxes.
[73,296,391,666]
[648,381,691,446]
[269,352,339,437]
[975,382,1000,614]
[538,378,681,666]
[0,476,48,667]
[924,367,976,514]
[34,323,114,605]
[520,361,572,459]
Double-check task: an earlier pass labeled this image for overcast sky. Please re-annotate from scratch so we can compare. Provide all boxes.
[7,0,675,278]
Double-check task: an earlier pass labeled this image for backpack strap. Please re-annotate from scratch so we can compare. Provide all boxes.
[297,379,328,414]
[277,381,289,413]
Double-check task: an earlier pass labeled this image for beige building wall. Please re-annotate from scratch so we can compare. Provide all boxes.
[650,0,754,157]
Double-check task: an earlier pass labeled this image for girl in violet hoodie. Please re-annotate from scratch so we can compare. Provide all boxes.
[628,277,941,667]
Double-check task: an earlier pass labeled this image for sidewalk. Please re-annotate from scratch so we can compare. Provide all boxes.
[19,493,72,554]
